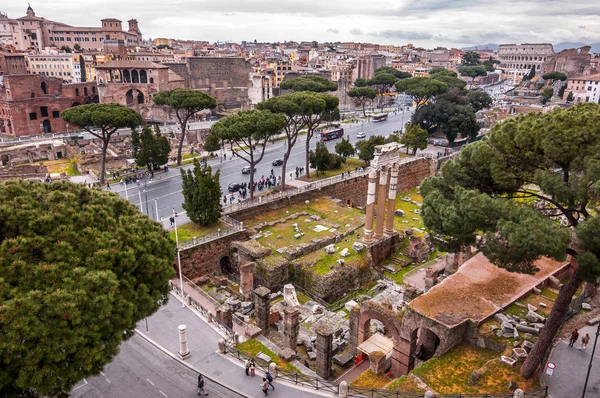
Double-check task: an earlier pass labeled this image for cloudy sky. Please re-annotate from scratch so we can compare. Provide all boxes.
[5,1,600,48]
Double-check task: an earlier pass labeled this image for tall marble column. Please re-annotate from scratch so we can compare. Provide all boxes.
[385,164,399,235]
[374,167,389,239]
[363,169,378,244]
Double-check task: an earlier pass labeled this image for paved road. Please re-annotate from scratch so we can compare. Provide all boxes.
[542,323,600,398]
[111,109,414,221]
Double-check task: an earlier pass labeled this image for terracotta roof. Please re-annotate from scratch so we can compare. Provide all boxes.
[95,60,168,69]
[409,252,568,327]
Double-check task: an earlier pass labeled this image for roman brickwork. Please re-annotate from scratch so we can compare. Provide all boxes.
[498,43,555,77]
[0,50,27,76]
[542,46,595,77]
[0,74,98,137]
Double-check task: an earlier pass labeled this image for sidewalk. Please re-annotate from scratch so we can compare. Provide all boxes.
[542,323,600,398]
[137,296,330,397]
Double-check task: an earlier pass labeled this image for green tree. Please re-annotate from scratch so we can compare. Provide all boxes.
[462,51,481,66]
[78,55,86,82]
[203,132,221,153]
[309,141,332,175]
[354,78,370,87]
[542,72,567,85]
[540,86,554,104]
[429,68,455,77]
[458,65,487,85]
[386,133,400,143]
[399,124,429,155]
[60,45,72,53]
[348,87,377,116]
[62,103,142,184]
[73,43,81,52]
[181,159,222,226]
[211,110,286,199]
[356,135,386,166]
[131,125,171,171]
[395,77,448,110]
[335,137,355,160]
[431,74,467,91]
[153,89,217,166]
[280,75,337,92]
[558,85,566,99]
[566,91,574,103]
[369,73,399,111]
[420,103,600,379]
[467,90,493,111]
[0,179,175,397]
[412,98,479,144]
[374,67,412,80]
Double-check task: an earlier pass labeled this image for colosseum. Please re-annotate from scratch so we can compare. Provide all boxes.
[498,43,555,77]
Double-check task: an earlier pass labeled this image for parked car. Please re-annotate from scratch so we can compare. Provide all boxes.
[272,158,284,166]
[241,166,256,174]
[356,132,366,139]
[228,182,241,192]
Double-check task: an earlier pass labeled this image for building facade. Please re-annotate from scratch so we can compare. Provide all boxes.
[0,74,98,137]
[563,74,600,103]
[352,54,387,81]
[0,50,27,77]
[498,43,555,78]
[3,6,142,52]
[542,46,594,77]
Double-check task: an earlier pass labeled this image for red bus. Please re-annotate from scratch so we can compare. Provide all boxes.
[321,128,344,141]
[373,113,388,122]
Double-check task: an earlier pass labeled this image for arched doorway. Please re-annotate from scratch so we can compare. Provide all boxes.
[41,81,47,94]
[140,70,148,83]
[131,70,140,83]
[42,119,52,133]
[122,70,131,84]
[220,256,233,274]
[411,328,440,362]
[125,89,145,106]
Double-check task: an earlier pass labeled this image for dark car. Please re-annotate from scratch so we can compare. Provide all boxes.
[241,166,256,174]
[272,159,283,166]
[228,182,241,192]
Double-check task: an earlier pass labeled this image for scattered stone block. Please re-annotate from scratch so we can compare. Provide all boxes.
[256,352,272,363]
[496,329,504,338]
[226,299,241,311]
[582,303,592,310]
[502,322,515,333]
[527,304,538,312]
[512,348,528,361]
[523,333,533,341]
[394,209,405,217]
[340,248,350,257]
[280,348,297,361]
[526,311,546,323]
[522,340,535,353]
[294,233,303,239]
[336,259,345,266]
[333,353,354,367]
[516,324,540,335]
[491,325,499,332]
[539,302,547,308]
[312,305,324,315]
[495,313,511,324]
[532,287,542,295]
[513,329,520,340]
[501,356,517,366]
[308,351,317,360]
[345,300,359,312]
[324,244,336,254]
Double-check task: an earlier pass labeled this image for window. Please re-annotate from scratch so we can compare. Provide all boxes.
[75,88,79,96]
[29,112,37,120]
[52,110,60,118]
[40,106,48,117]
[92,86,96,93]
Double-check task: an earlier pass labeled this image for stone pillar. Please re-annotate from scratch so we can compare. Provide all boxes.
[268,362,278,379]
[339,381,349,398]
[253,286,271,334]
[363,169,378,244]
[239,261,255,298]
[315,323,333,379]
[283,306,301,352]
[178,324,191,359]
[348,306,360,356]
[216,304,233,329]
[374,167,389,239]
[385,164,399,235]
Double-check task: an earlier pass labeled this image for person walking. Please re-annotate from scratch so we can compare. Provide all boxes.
[261,377,269,396]
[106,182,111,190]
[580,333,590,350]
[244,358,250,376]
[197,374,208,396]
[249,358,256,377]
[266,370,275,390]
[569,328,579,347]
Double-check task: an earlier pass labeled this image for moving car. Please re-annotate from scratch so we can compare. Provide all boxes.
[356,132,366,139]
[228,182,241,192]
[272,159,284,166]
[241,166,256,174]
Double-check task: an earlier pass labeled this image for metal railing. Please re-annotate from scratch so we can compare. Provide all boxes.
[178,223,245,250]
[347,387,548,398]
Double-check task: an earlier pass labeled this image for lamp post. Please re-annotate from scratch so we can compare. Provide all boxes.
[173,209,185,308]
[581,321,600,398]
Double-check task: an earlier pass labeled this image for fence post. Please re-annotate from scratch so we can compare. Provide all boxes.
[339,381,348,397]
[513,389,524,398]
[268,362,277,379]
[217,338,226,354]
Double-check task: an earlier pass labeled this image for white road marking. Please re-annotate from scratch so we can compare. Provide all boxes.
[100,371,112,383]
[159,390,168,397]
[146,378,155,386]
[72,379,88,391]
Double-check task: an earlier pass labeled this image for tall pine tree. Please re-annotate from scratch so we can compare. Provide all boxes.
[131,125,171,171]
[181,159,222,226]
[79,55,86,83]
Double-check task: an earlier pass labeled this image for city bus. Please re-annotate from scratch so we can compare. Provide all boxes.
[373,113,388,122]
[320,128,344,141]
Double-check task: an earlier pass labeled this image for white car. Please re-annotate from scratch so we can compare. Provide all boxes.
[356,132,366,139]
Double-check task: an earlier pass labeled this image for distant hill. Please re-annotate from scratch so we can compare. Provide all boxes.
[554,42,600,52]
[461,43,499,51]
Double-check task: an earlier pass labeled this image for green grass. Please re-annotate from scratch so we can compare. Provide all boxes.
[66,164,80,176]
[384,262,420,284]
[299,158,364,182]
[351,369,391,388]
[168,220,229,243]
[393,188,427,235]
[541,287,558,300]
[311,247,369,275]
[385,376,426,393]
[236,339,298,372]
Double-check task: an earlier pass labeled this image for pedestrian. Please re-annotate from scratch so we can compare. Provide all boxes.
[169,216,175,227]
[245,358,250,376]
[266,370,275,390]
[106,182,111,190]
[580,333,590,350]
[569,328,579,347]
[303,359,310,369]
[250,358,256,377]
[197,374,208,396]
[261,377,269,396]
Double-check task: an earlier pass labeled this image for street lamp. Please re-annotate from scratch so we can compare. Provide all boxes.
[173,209,185,308]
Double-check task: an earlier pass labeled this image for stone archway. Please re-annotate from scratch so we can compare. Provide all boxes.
[411,327,441,361]
[1,154,9,166]
[126,89,145,106]
[42,119,52,133]
[220,256,233,274]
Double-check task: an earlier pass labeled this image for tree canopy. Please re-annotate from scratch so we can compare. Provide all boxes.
[354,78,370,87]
[458,65,487,83]
[542,72,567,82]
[181,159,222,226]
[400,124,429,155]
[280,75,337,92]
[309,141,343,175]
[467,90,493,111]
[0,180,175,397]
[420,103,600,378]
[62,103,142,184]
[348,87,377,116]
[131,125,171,171]
[540,86,554,104]
[153,89,217,166]
[462,51,481,66]
[335,137,355,160]
[203,132,221,153]
[356,135,386,165]
[374,67,412,80]
[395,77,448,109]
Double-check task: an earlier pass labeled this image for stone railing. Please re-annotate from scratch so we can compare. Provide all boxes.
[178,217,245,251]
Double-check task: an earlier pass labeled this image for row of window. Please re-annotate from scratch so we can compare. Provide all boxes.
[29,108,61,120]
[33,64,71,69]
[33,71,72,77]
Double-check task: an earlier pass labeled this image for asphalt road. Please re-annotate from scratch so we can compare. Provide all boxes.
[113,109,414,221]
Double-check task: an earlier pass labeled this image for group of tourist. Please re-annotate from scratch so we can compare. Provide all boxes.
[243,358,275,396]
[569,328,591,349]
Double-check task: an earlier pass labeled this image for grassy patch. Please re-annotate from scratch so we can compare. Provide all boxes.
[351,369,391,389]
[298,158,364,182]
[236,339,297,372]
[384,262,420,285]
[393,188,427,235]
[412,342,540,394]
[385,376,426,393]
[168,220,229,243]
[541,287,558,300]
